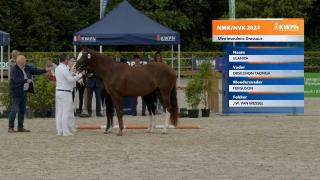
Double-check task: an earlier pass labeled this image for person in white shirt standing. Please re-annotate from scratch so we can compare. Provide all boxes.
[67,57,78,132]
[55,54,83,136]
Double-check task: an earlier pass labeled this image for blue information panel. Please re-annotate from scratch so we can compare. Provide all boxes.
[225,46,304,114]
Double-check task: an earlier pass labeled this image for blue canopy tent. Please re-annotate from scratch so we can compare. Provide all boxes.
[73,0,181,85]
[0,30,10,82]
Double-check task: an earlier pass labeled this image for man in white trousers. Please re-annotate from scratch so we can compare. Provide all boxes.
[55,54,83,136]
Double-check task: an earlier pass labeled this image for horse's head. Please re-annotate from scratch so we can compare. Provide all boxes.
[75,46,92,71]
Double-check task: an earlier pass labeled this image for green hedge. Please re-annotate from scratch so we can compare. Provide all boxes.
[23,51,224,58]
[305,51,320,57]
[21,51,320,69]
[0,76,55,112]
[22,51,320,58]
[27,75,55,112]
[23,51,224,68]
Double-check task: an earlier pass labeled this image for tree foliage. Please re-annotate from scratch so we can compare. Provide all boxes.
[0,0,319,51]
[235,0,314,20]
[235,0,319,50]
[305,0,320,50]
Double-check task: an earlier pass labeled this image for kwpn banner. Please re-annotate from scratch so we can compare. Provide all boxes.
[212,19,304,42]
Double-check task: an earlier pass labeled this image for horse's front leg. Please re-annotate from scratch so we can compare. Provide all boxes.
[105,117,109,134]
[105,116,113,134]
[162,110,170,134]
[104,95,114,134]
[144,95,155,133]
[161,92,171,134]
[147,113,155,133]
[109,116,114,133]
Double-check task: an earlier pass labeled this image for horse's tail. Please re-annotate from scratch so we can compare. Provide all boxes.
[170,85,179,126]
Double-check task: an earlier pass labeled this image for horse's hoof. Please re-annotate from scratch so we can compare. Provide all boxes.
[117,132,123,136]
[146,129,154,133]
[104,128,112,134]
[161,130,167,134]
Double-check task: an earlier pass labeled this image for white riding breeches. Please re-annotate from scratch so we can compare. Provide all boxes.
[55,91,74,136]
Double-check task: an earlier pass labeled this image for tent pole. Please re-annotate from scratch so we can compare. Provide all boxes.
[100,45,102,54]
[1,46,3,82]
[100,0,102,19]
[171,45,174,68]
[178,44,181,87]
[74,45,77,58]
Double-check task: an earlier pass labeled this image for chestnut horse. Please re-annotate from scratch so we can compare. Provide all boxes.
[76,48,178,136]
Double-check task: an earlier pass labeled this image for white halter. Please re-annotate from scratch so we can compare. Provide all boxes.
[77,51,83,61]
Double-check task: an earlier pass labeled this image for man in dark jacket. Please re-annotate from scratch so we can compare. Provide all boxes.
[86,70,103,117]
[76,81,85,114]
[8,55,48,133]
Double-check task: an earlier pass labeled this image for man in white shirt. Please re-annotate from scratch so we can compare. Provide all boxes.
[55,54,83,136]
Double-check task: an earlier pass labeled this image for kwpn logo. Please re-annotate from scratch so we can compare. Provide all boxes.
[80,36,97,42]
[156,34,176,42]
[74,34,96,42]
[274,22,300,32]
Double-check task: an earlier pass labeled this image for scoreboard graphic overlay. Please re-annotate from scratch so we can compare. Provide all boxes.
[212,19,304,114]
[226,46,304,113]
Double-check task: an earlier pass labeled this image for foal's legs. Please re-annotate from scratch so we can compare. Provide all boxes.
[111,95,124,136]
[147,105,155,133]
[143,93,156,133]
[105,94,114,134]
[104,116,112,134]
[147,113,155,133]
[160,91,171,134]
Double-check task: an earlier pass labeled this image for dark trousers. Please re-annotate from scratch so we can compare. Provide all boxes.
[72,88,75,102]
[101,92,106,107]
[8,95,27,129]
[77,85,85,112]
[87,86,102,115]
[133,96,146,115]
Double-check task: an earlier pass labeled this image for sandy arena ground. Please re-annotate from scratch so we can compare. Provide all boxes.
[1,98,320,180]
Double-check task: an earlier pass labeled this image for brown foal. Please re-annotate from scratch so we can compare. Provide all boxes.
[76,48,178,136]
